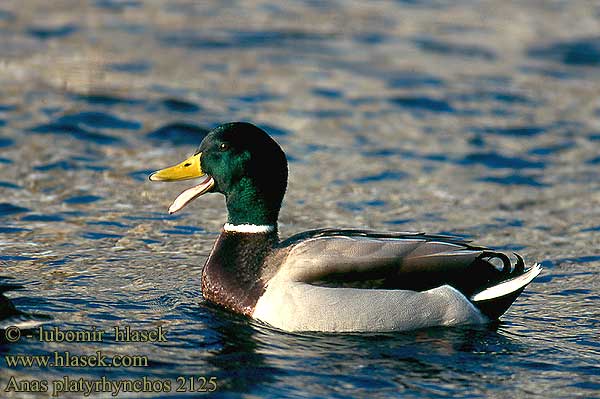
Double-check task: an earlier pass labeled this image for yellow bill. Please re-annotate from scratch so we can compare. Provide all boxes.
[149,153,203,182]
[149,152,215,214]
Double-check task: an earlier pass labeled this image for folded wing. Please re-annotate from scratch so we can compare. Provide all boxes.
[275,229,539,320]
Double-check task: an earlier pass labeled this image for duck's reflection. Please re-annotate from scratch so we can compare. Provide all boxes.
[200,301,280,392]
[200,303,523,396]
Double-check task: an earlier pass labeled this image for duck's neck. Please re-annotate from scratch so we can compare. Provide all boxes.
[201,228,279,316]
[224,177,283,226]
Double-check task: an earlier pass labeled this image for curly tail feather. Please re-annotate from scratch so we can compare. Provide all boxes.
[478,251,525,275]
[470,263,542,320]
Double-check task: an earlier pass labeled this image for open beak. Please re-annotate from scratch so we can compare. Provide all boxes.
[149,152,215,214]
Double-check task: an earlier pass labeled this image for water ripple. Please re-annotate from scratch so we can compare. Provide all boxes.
[158,30,334,50]
[0,203,29,216]
[95,0,141,11]
[64,195,102,204]
[459,152,546,169]
[146,122,209,145]
[413,37,497,60]
[108,61,151,74]
[29,123,122,145]
[161,98,201,113]
[81,232,123,240]
[354,170,409,184]
[0,137,14,148]
[57,111,141,130]
[390,96,454,113]
[472,126,545,137]
[27,24,78,40]
[21,214,65,222]
[0,181,20,189]
[479,174,547,187]
[73,93,144,106]
[528,37,600,66]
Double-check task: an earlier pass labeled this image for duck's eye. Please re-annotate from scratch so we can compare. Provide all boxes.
[219,143,229,152]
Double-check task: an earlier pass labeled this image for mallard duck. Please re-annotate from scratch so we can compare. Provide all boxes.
[149,122,541,332]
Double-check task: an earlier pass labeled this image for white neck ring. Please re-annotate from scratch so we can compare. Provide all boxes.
[223,223,275,234]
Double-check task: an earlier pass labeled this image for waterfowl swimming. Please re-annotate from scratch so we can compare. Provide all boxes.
[149,122,541,332]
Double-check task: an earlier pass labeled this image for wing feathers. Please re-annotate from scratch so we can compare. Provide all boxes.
[282,235,484,284]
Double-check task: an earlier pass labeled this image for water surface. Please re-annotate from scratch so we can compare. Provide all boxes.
[0,1,599,398]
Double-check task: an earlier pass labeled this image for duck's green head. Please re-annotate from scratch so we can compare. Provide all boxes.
[149,122,288,226]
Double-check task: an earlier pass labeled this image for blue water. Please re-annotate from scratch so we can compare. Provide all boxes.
[1,1,599,398]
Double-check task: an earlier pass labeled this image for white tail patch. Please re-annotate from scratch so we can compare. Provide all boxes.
[471,263,542,302]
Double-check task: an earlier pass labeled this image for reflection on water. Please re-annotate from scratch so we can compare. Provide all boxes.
[0,0,599,398]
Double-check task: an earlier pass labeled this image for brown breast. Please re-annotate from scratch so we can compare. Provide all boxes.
[201,230,279,316]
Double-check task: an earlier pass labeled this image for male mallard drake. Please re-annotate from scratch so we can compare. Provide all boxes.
[149,122,541,332]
